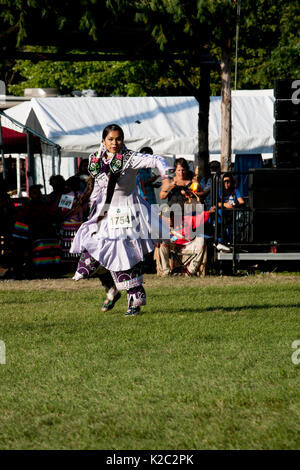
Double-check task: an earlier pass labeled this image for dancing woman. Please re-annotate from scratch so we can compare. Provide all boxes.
[70,124,174,316]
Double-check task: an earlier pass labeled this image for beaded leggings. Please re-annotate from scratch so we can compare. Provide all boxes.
[74,250,146,307]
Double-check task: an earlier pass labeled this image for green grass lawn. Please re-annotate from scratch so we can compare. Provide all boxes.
[0,275,299,450]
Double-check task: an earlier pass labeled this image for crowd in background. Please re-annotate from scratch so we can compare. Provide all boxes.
[0,160,90,279]
[0,154,244,279]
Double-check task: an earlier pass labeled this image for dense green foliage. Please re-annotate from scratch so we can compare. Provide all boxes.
[1,0,299,96]
[234,0,300,89]
[8,55,201,97]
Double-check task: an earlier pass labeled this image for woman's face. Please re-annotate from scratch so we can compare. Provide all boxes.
[223,177,232,189]
[175,164,188,179]
[103,130,124,154]
[30,188,42,200]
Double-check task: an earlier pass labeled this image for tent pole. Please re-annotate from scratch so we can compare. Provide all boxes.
[57,147,61,174]
[0,116,7,181]
[16,155,21,197]
[51,146,55,175]
[40,152,47,195]
[26,132,35,184]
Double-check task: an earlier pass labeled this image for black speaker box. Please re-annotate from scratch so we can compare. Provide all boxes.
[248,169,300,209]
[274,79,300,100]
[248,169,300,243]
[273,79,300,167]
[274,121,300,141]
[274,142,300,167]
[250,210,300,243]
[274,99,300,120]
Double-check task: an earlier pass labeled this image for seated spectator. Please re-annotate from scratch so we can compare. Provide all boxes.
[76,159,89,193]
[12,184,61,278]
[171,206,215,276]
[58,176,86,267]
[155,205,214,277]
[0,188,15,273]
[156,158,192,275]
[47,175,66,232]
[155,157,210,276]
[0,188,15,235]
[47,175,66,206]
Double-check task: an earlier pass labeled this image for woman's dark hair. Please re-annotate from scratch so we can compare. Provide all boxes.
[49,174,65,190]
[102,124,124,140]
[78,159,89,174]
[65,176,81,193]
[63,175,95,220]
[222,172,237,191]
[67,124,123,219]
[209,160,221,173]
[29,184,43,197]
[140,147,153,155]
[174,157,189,172]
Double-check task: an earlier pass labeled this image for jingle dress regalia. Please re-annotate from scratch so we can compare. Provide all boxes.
[70,143,173,312]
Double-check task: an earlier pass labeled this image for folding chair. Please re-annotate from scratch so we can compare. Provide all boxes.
[169,236,207,276]
[155,205,210,277]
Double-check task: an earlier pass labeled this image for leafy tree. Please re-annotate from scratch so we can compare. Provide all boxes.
[8,53,203,97]
[1,0,299,171]
[1,0,298,93]
[234,0,300,90]
[117,0,236,170]
[118,0,299,168]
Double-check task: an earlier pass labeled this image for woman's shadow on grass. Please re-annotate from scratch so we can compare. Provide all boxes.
[171,303,300,314]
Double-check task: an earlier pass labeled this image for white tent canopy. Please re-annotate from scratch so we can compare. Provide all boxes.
[4,90,275,158]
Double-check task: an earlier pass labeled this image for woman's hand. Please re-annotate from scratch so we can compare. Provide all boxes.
[224,202,234,209]
[160,178,176,199]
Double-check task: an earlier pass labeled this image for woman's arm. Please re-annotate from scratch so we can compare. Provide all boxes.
[129,152,174,180]
[235,188,245,206]
[220,201,233,209]
[218,197,245,209]
[160,178,176,200]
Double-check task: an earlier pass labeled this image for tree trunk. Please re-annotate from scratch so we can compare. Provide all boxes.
[220,36,232,172]
[197,65,210,179]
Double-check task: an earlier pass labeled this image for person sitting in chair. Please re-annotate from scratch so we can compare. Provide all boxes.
[155,158,209,276]
[156,158,192,276]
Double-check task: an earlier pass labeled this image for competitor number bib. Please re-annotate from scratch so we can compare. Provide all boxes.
[58,194,74,209]
[108,207,133,229]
